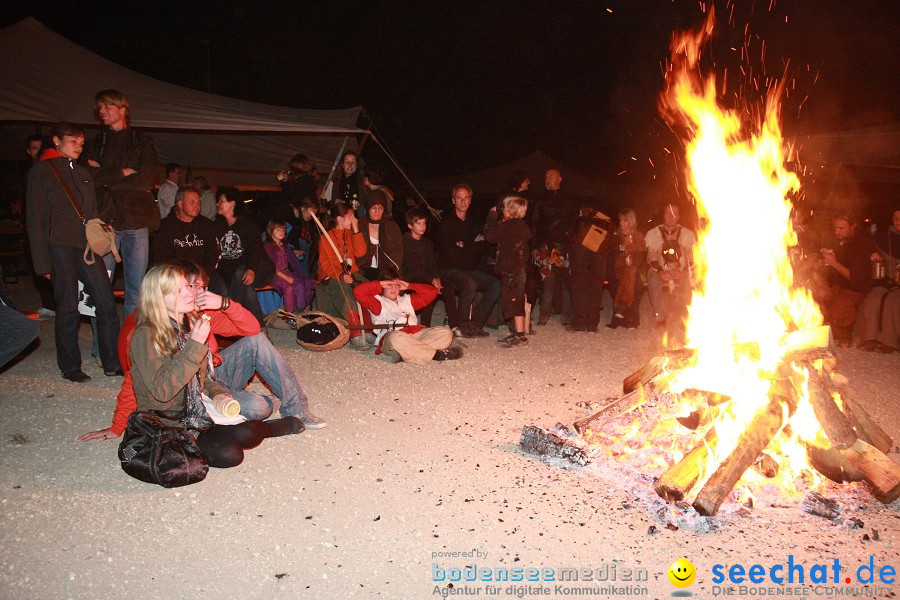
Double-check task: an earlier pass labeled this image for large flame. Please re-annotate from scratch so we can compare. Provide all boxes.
[656,9,826,496]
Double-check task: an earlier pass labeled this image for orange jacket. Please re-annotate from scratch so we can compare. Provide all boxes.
[317,228,367,281]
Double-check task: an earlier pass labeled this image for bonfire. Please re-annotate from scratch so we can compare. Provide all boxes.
[520,9,898,517]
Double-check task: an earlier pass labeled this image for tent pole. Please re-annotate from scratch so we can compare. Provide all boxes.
[369,133,441,221]
[356,130,372,156]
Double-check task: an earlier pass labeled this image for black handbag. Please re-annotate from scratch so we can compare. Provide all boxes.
[118,411,209,488]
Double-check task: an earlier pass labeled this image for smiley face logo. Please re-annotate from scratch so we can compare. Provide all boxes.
[668,558,696,588]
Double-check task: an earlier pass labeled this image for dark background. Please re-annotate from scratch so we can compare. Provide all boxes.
[2,1,897,193]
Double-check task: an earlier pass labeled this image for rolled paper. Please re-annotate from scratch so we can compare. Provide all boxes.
[212,395,241,417]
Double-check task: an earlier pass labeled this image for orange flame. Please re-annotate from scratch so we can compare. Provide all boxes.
[657,8,825,497]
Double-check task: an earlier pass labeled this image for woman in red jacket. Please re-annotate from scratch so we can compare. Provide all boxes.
[315,202,367,321]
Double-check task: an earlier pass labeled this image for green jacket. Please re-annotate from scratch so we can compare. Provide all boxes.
[129,324,227,427]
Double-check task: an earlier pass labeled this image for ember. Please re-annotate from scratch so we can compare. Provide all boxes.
[521,9,899,516]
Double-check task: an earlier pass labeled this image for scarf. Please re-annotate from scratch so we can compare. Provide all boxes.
[173,321,214,433]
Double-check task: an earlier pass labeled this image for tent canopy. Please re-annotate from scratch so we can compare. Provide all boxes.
[0,18,365,187]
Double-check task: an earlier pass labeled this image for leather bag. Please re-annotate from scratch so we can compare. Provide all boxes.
[118,411,208,488]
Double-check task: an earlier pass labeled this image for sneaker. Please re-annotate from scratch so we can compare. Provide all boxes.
[62,370,91,383]
[298,411,327,429]
[36,307,56,318]
[497,335,528,349]
[104,368,124,377]
[433,345,464,361]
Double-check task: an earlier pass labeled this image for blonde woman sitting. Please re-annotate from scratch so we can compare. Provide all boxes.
[129,264,304,468]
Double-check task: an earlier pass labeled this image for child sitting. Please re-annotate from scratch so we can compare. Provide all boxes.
[264,219,315,313]
[484,195,533,348]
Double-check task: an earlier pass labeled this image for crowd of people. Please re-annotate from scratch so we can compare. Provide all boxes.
[0,87,897,476]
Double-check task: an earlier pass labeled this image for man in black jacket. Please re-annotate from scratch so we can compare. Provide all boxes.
[82,89,159,317]
[151,186,221,286]
[435,184,500,337]
[402,208,442,326]
[532,169,578,325]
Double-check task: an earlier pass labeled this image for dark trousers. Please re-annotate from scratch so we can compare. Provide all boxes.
[538,264,572,322]
[440,268,501,329]
[569,245,607,330]
[34,274,56,310]
[222,266,265,327]
[48,243,121,374]
[409,278,438,326]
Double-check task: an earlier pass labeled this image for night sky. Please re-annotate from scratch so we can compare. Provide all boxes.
[2,0,897,185]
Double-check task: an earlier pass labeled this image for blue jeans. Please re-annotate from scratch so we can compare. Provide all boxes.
[115,228,149,318]
[48,244,121,374]
[215,332,311,420]
[440,268,501,329]
[91,251,120,359]
[0,304,39,370]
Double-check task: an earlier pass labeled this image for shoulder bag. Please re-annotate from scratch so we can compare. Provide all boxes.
[46,160,121,265]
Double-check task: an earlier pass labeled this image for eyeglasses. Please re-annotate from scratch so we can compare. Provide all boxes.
[187,284,207,291]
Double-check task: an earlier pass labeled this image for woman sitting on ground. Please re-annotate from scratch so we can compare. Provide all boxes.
[128,263,304,468]
[214,187,274,326]
[315,202,367,321]
[264,218,314,312]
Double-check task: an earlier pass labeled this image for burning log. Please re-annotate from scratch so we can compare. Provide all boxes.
[622,349,695,394]
[841,398,894,455]
[692,381,798,516]
[573,386,646,435]
[802,362,856,450]
[806,445,863,484]
[822,373,894,454]
[781,326,835,363]
[655,427,719,503]
[842,440,900,504]
[519,425,594,466]
[752,453,779,479]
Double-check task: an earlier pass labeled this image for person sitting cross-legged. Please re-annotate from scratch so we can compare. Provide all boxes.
[353,269,462,365]
[78,263,306,468]
[78,260,325,443]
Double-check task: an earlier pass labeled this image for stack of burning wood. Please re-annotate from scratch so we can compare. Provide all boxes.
[520,325,899,516]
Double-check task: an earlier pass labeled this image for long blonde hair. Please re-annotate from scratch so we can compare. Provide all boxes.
[136,264,191,357]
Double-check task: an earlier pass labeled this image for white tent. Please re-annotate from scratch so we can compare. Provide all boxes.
[0,18,366,187]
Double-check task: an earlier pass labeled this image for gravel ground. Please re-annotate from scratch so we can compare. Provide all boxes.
[1,280,897,600]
